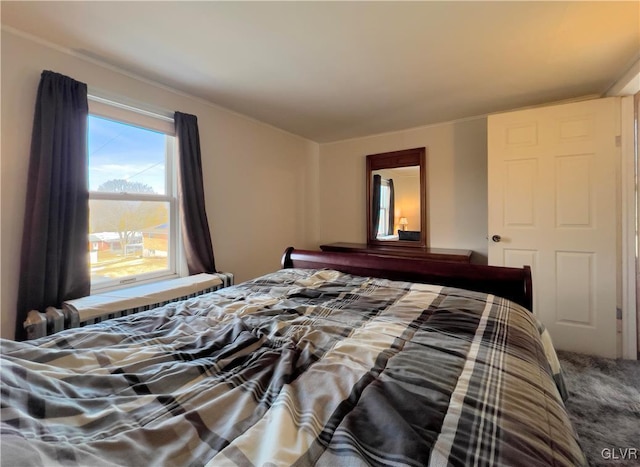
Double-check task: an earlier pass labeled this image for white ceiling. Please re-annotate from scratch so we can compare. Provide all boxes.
[2,1,639,143]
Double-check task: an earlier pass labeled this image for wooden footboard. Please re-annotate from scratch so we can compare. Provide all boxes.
[281,247,533,311]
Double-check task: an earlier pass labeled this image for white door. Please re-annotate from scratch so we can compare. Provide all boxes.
[488,98,619,358]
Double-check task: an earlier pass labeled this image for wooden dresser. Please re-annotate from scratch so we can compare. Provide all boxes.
[319,242,473,263]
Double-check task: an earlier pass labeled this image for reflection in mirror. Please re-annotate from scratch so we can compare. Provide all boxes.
[366,147,426,248]
[371,166,421,241]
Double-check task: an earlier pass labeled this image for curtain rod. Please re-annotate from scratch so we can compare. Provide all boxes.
[87,94,174,123]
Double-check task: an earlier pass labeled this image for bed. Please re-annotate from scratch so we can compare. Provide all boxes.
[1,247,585,466]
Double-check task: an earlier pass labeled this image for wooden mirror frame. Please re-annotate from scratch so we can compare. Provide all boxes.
[366,147,427,248]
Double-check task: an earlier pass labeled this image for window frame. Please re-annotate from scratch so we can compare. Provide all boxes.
[87,95,182,294]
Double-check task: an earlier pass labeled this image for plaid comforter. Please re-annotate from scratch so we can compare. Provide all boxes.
[1,269,585,467]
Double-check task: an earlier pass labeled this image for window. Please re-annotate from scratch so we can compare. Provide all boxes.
[376,179,392,237]
[87,97,178,291]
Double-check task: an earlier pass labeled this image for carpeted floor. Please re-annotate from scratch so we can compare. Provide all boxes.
[557,350,640,466]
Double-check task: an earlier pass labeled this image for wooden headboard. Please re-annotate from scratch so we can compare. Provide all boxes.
[281,247,533,311]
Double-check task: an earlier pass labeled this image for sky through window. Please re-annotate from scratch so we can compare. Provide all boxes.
[88,115,167,194]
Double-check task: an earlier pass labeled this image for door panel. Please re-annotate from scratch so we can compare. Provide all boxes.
[555,154,593,228]
[555,251,594,325]
[504,159,537,227]
[488,98,619,358]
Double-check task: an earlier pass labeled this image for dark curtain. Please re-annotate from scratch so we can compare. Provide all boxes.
[388,179,395,236]
[175,111,216,274]
[371,174,382,239]
[16,71,90,341]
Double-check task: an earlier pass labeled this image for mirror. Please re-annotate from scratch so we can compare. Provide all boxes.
[366,147,427,248]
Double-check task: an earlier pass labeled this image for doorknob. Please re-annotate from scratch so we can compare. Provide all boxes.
[491,235,502,243]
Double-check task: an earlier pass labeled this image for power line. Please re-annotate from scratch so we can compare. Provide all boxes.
[124,161,163,183]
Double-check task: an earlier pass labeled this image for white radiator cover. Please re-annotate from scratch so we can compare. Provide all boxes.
[24,272,234,340]
[65,273,222,322]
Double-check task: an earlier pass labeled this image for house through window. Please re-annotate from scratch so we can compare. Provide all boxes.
[87,98,179,291]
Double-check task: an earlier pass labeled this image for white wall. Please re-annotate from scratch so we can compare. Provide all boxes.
[1,30,319,339]
[318,118,488,262]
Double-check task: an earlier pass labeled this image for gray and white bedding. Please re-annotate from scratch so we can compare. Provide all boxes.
[1,268,585,466]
